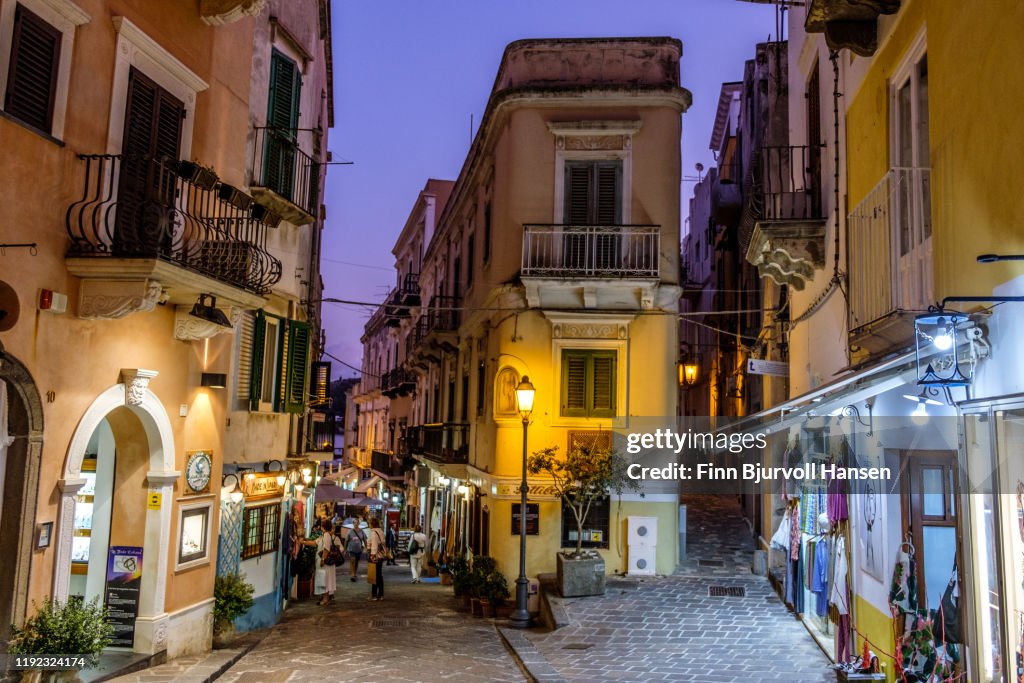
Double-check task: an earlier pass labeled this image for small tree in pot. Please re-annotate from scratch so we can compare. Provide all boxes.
[9,597,113,680]
[213,573,254,648]
[528,444,641,597]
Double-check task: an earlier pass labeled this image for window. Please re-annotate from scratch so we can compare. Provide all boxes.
[806,61,822,217]
[177,502,211,569]
[283,320,311,414]
[466,234,475,288]
[564,160,622,225]
[903,452,960,611]
[476,360,485,417]
[4,4,60,132]
[482,201,492,263]
[241,503,280,559]
[561,495,610,549]
[264,49,301,199]
[561,349,616,418]
[247,312,310,414]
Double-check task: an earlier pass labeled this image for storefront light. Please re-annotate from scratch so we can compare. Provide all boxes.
[438,476,450,486]
[911,402,929,425]
[301,466,312,477]
[457,484,468,495]
[302,473,312,484]
[294,483,305,494]
[229,490,244,504]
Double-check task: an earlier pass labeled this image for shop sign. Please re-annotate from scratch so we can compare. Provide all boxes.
[241,473,283,501]
[104,546,143,647]
[493,482,560,501]
[511,503,539,535]
[747,359,788,377]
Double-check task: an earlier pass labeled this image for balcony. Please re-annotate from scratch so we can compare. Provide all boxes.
[521,224,663,310]
[65,154,282,319]
[250,126,318,225]
[383,273,421,326]
[306,411,336,454]
[408,295,460,364]
[847,167,932,356]
[381,366,416,398]
[406,423,469,465]
[805,0,900,57]
[371,450,408,479]
[745,145,827,290]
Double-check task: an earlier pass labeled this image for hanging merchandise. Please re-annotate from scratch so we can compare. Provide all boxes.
[934,564,961,645]
[827,439,850,523]
[829,534,849,615]
[770,506,792,551]
[889,536,918,616]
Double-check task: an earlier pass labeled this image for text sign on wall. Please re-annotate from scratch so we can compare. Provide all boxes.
[242,473,283,501]
[746,358,789,377]
[104,546,143,648]
[511,503,539,535]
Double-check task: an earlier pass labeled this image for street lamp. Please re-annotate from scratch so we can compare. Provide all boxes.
[509,375,535,629]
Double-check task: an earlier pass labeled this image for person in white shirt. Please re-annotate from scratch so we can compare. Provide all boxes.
[366,517,387,601]
[303,520,341,606]
[408,525,428,583]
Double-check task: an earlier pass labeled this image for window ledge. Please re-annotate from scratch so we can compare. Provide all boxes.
[0,109,64,147]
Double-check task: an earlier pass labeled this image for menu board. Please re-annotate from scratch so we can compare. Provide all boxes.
[104,546,143,648]
[511,503,539,535]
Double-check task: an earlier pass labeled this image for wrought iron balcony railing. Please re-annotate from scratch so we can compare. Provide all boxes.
[371,449,408,478]
[251,126,318,220]
[521,224,660,278]
[66,154,282,294]
[406,423,470,464]
[759,145,825,222]
[381,366,416,397]
[847,167,933,334]
[306,411,336,453]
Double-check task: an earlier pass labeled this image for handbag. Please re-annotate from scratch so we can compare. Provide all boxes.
[323,534,344,566]
[366,560,377,584]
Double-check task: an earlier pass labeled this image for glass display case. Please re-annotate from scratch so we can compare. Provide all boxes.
[71,458,97,572]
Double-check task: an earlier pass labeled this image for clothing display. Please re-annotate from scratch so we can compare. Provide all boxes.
[812,538,829,617]
[790,500,801,561]
[830,535,849,615]
[827,475,849,522]
[889,547,918,615]
[770,508,792,551]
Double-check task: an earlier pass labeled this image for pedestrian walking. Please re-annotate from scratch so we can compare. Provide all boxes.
[345,518,366,582]
[386,522,398,565]
[367,517,387,601]
[303,521,341,605]
[408,525,428,583]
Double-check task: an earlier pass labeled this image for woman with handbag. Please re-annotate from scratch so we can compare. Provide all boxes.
[366,517,387,601]
[304,520,342,605]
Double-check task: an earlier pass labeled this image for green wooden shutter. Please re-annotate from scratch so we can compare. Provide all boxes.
[590,352,616,417]
[265,50,300,198]
[562,351,588,417]
[284,320,311,414]
[249,311,266,411]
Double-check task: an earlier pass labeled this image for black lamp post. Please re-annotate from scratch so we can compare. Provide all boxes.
[509,375,536,629]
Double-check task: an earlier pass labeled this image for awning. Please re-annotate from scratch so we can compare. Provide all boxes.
[355,475,382,493]
[731,349,918,436]
[411,456,473,481]
[313,481,354,502]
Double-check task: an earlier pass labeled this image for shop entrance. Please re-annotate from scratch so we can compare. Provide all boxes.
[0,353,44,651]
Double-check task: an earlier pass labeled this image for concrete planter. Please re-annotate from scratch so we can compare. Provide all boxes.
[556,551,606,597]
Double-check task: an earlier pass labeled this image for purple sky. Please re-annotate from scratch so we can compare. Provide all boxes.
[322,0,779,378]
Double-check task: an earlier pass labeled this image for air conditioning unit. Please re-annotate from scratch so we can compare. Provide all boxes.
[627,516,657,547]
[628,544,656,576]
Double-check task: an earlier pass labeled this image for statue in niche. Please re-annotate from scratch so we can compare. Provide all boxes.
[495,367,519,416]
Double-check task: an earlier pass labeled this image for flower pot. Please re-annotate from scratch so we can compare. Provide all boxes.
[461,594,472,611]
[218,183,253,210]
[440,572,453,585]
[470,597,483,617]
[556,551,606,597]
[250,203,282,227]
[494,601,514,620]
[479,598,493,618]
[212,622,236,649]
[177,160,219,190]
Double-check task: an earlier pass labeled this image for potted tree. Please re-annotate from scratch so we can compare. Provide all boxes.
[469,557,497,617]
[528,444,641,597]
[212,573,254,648]
[481,570,511,618]
[8,597,113,681]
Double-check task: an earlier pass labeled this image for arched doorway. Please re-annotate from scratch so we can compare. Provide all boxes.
[55,371,178,654]
[0,351,44,652]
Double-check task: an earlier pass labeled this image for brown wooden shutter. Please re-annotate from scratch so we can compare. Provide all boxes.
[562,352,587,416]
[591,353,616,417]
[237,312,255,410]
[4,4,61,133]
[594,163,622,225]
[564,163,592,224]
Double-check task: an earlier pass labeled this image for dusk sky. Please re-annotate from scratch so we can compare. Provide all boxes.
[322,0,779,378]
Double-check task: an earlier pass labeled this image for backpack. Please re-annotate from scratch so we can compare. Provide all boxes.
[408,537,420,555]
[346,529,364,555]
[323,533,344,566]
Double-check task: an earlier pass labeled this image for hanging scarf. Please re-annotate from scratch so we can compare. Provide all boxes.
[889,548,918,615]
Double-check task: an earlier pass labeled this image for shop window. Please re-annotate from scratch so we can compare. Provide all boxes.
[241,503,280,559]
[561,495,610,550]
[561,349,616,418]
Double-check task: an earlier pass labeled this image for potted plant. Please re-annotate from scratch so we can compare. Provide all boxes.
[9,597,113,681]
[212,573,254,648]
[176,160,219,189]
[448,555,471,602]
[217,182,253,210]
[528,444,641,597]
[468,556,496,617]
[293,545,316,599]
[481,570,510,618]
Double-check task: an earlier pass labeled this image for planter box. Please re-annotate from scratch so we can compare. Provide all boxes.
[557,551,606,597]
[494,602,514,619]
[470,597,483,617]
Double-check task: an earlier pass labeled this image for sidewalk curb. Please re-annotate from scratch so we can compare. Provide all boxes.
[208,630,269,682]
[497,627,566,683]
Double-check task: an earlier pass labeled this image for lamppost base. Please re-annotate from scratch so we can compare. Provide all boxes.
[508,610,531,629]
[508,577,531,628]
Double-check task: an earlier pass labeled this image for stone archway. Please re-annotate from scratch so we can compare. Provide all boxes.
[54,369,179,654]
[0,351,44,650]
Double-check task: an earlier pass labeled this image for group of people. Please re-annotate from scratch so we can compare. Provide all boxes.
[297,512,429,605]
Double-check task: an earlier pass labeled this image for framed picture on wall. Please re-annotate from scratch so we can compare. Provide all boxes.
[176,501,212,570]
[36,521,53,550]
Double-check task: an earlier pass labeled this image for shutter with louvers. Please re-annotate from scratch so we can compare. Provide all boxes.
[115,68,183,257]
[310,361,330,406]
[563,163,591,272]
[594,163,622,270]
[562,352,588,417]
[590,353,616,417]
[265,50,300,199]
[5,4,61,133]
[284,320,311,414]
[249,311,266,411]
[237,312,255,409]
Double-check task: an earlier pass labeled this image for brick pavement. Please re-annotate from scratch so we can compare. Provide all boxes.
[217,563,527,683]
[517,495,835,683]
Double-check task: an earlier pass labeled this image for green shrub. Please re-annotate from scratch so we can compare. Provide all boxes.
[213,573,254,632]
[482,571,511,602]
[9,598,113,667]
[448,555,472,596]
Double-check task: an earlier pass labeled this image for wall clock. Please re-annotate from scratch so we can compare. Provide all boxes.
[185,451,212,493]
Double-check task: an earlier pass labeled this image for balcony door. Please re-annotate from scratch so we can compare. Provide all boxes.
[891,46,932,310]
[563,161,622,274]
[115,68,183,257]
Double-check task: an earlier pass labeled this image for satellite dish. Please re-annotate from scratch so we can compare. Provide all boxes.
[695,163,704,173]
[0,280,19,332]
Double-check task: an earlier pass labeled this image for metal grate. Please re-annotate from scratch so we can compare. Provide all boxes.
[370,618,410,629]
[563,643,594,651]
[698,559,726,568]
[708,586,746,597]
